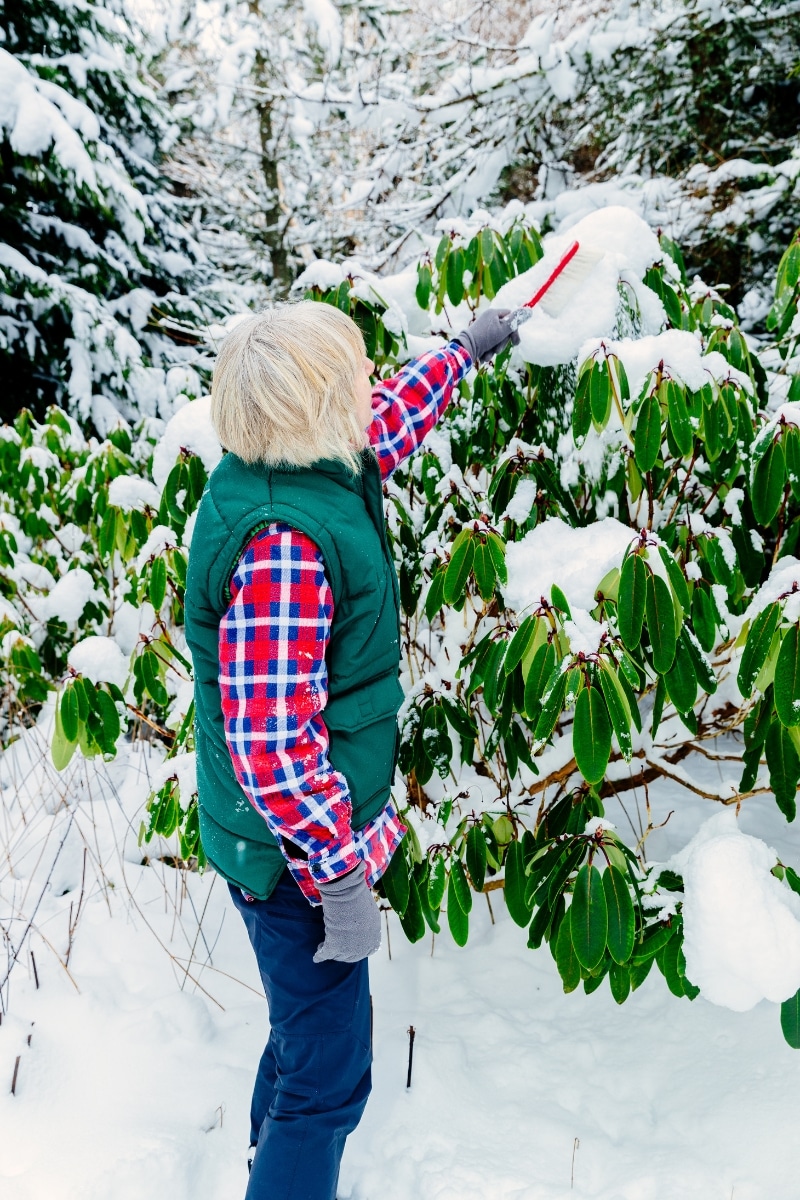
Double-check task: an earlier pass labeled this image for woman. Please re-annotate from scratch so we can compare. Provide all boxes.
[184,299,517,1200]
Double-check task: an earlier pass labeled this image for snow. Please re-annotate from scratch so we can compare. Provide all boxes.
[502,478,537,523]
[581,327,753,401]
[107,475,161,512]
[564,610,607,657]
[295,259,346,292]
[0,49,98,191]
[302,0,342,67]
[29,568,100,627]
[2,741,800,1200]
[493,207,664,367]
[67,636,129,690]
[504,516,635,615]
[673,812,800,1012]
[741,556,800,629]
[134,525,178,573]
[151,397,222,490]
[150,750,198,799]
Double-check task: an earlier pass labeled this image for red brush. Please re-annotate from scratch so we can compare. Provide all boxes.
[507,240,604,331]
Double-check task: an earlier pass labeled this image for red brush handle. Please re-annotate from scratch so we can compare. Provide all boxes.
[524,240,580,309]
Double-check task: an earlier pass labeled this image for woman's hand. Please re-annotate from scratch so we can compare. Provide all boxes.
[454,308,520,365]
[312,859,382,964]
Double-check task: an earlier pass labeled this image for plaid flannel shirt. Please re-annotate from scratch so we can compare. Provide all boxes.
[218,341,472,904]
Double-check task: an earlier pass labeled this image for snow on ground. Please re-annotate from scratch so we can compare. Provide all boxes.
[2,739,800,1200]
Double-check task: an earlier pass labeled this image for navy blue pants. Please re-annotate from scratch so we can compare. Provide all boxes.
[229,873,373,1200]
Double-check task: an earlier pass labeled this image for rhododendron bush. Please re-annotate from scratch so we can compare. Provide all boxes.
[3,207,800,1045]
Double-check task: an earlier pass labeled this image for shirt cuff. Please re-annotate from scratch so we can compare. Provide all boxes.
[447,340,474,372]
[307,838,362,883]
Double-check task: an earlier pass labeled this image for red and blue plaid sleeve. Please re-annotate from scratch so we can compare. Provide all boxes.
[368,341,473,479]
[218,524,362,889]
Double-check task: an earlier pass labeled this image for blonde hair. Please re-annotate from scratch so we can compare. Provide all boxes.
[210,301,367,471]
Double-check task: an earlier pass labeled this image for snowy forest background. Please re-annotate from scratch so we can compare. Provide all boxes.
[2,0,800,1196]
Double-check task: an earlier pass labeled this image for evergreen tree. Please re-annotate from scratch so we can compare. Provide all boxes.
[0,0,231,425]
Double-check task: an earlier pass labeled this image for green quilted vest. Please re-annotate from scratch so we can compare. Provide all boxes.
[184,448,403,900]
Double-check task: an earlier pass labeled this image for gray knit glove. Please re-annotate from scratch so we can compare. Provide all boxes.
[312,859,382,964]
[454,308,520,365]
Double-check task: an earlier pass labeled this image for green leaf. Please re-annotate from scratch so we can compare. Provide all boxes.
[95,688,121,753]
[52,699,78,771]
[533,665,568,748]
[485,533,507,585]
[781,988,800,1049]
[505,615,539,675]
[665,380,693,457]
[415,264,432,310]
[149,556,167,611]
[683,627,717,695]
[766,720,800,822]
[691,586,717,654]
[425,568,446,622]
[381,845,410,916]
[631,923,672,964]
[550,583,572,619]
[465,825,487,892]
[398,873,426,943]
[524,641,556,721]
[785,427,800,501]
[544,843,585,910]
[502,839,531,926]
[646,572,677,673]
[657,546,690,612]
[599,662,633,761]
[590,361,611,430]
[570,863,608,972]
[738,602,781,698]
[447,869,469,946]
[618,553,647,650]
[629,956,653,992]
[572,370,592,444]
[443,531,474,604]
[573,686,612,785]
[664,629,698,714]
[751,440,786,526]
[703,393,722,460]
[609,961,631,1004]
[775,625,800,727]
[555,910,581,993]
[635,392,661,473]
[659,934,686,998]
[446,246,465,307]
[141,650,169,707]
[472,540,496,601]
[603,865,635,965]
[481,640,507,716]
[60,684,79,744]
[426,854,446,910]
[449,857,472,914]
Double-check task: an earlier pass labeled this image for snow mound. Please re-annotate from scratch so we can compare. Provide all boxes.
[30,568,100,627]
[151,397,223,490]
[674,811,800,1012]
[504,515,634,614]
[68,636,129,689]
[108,475,161,512]
[494,206,665,366]
[581,327,753,400]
